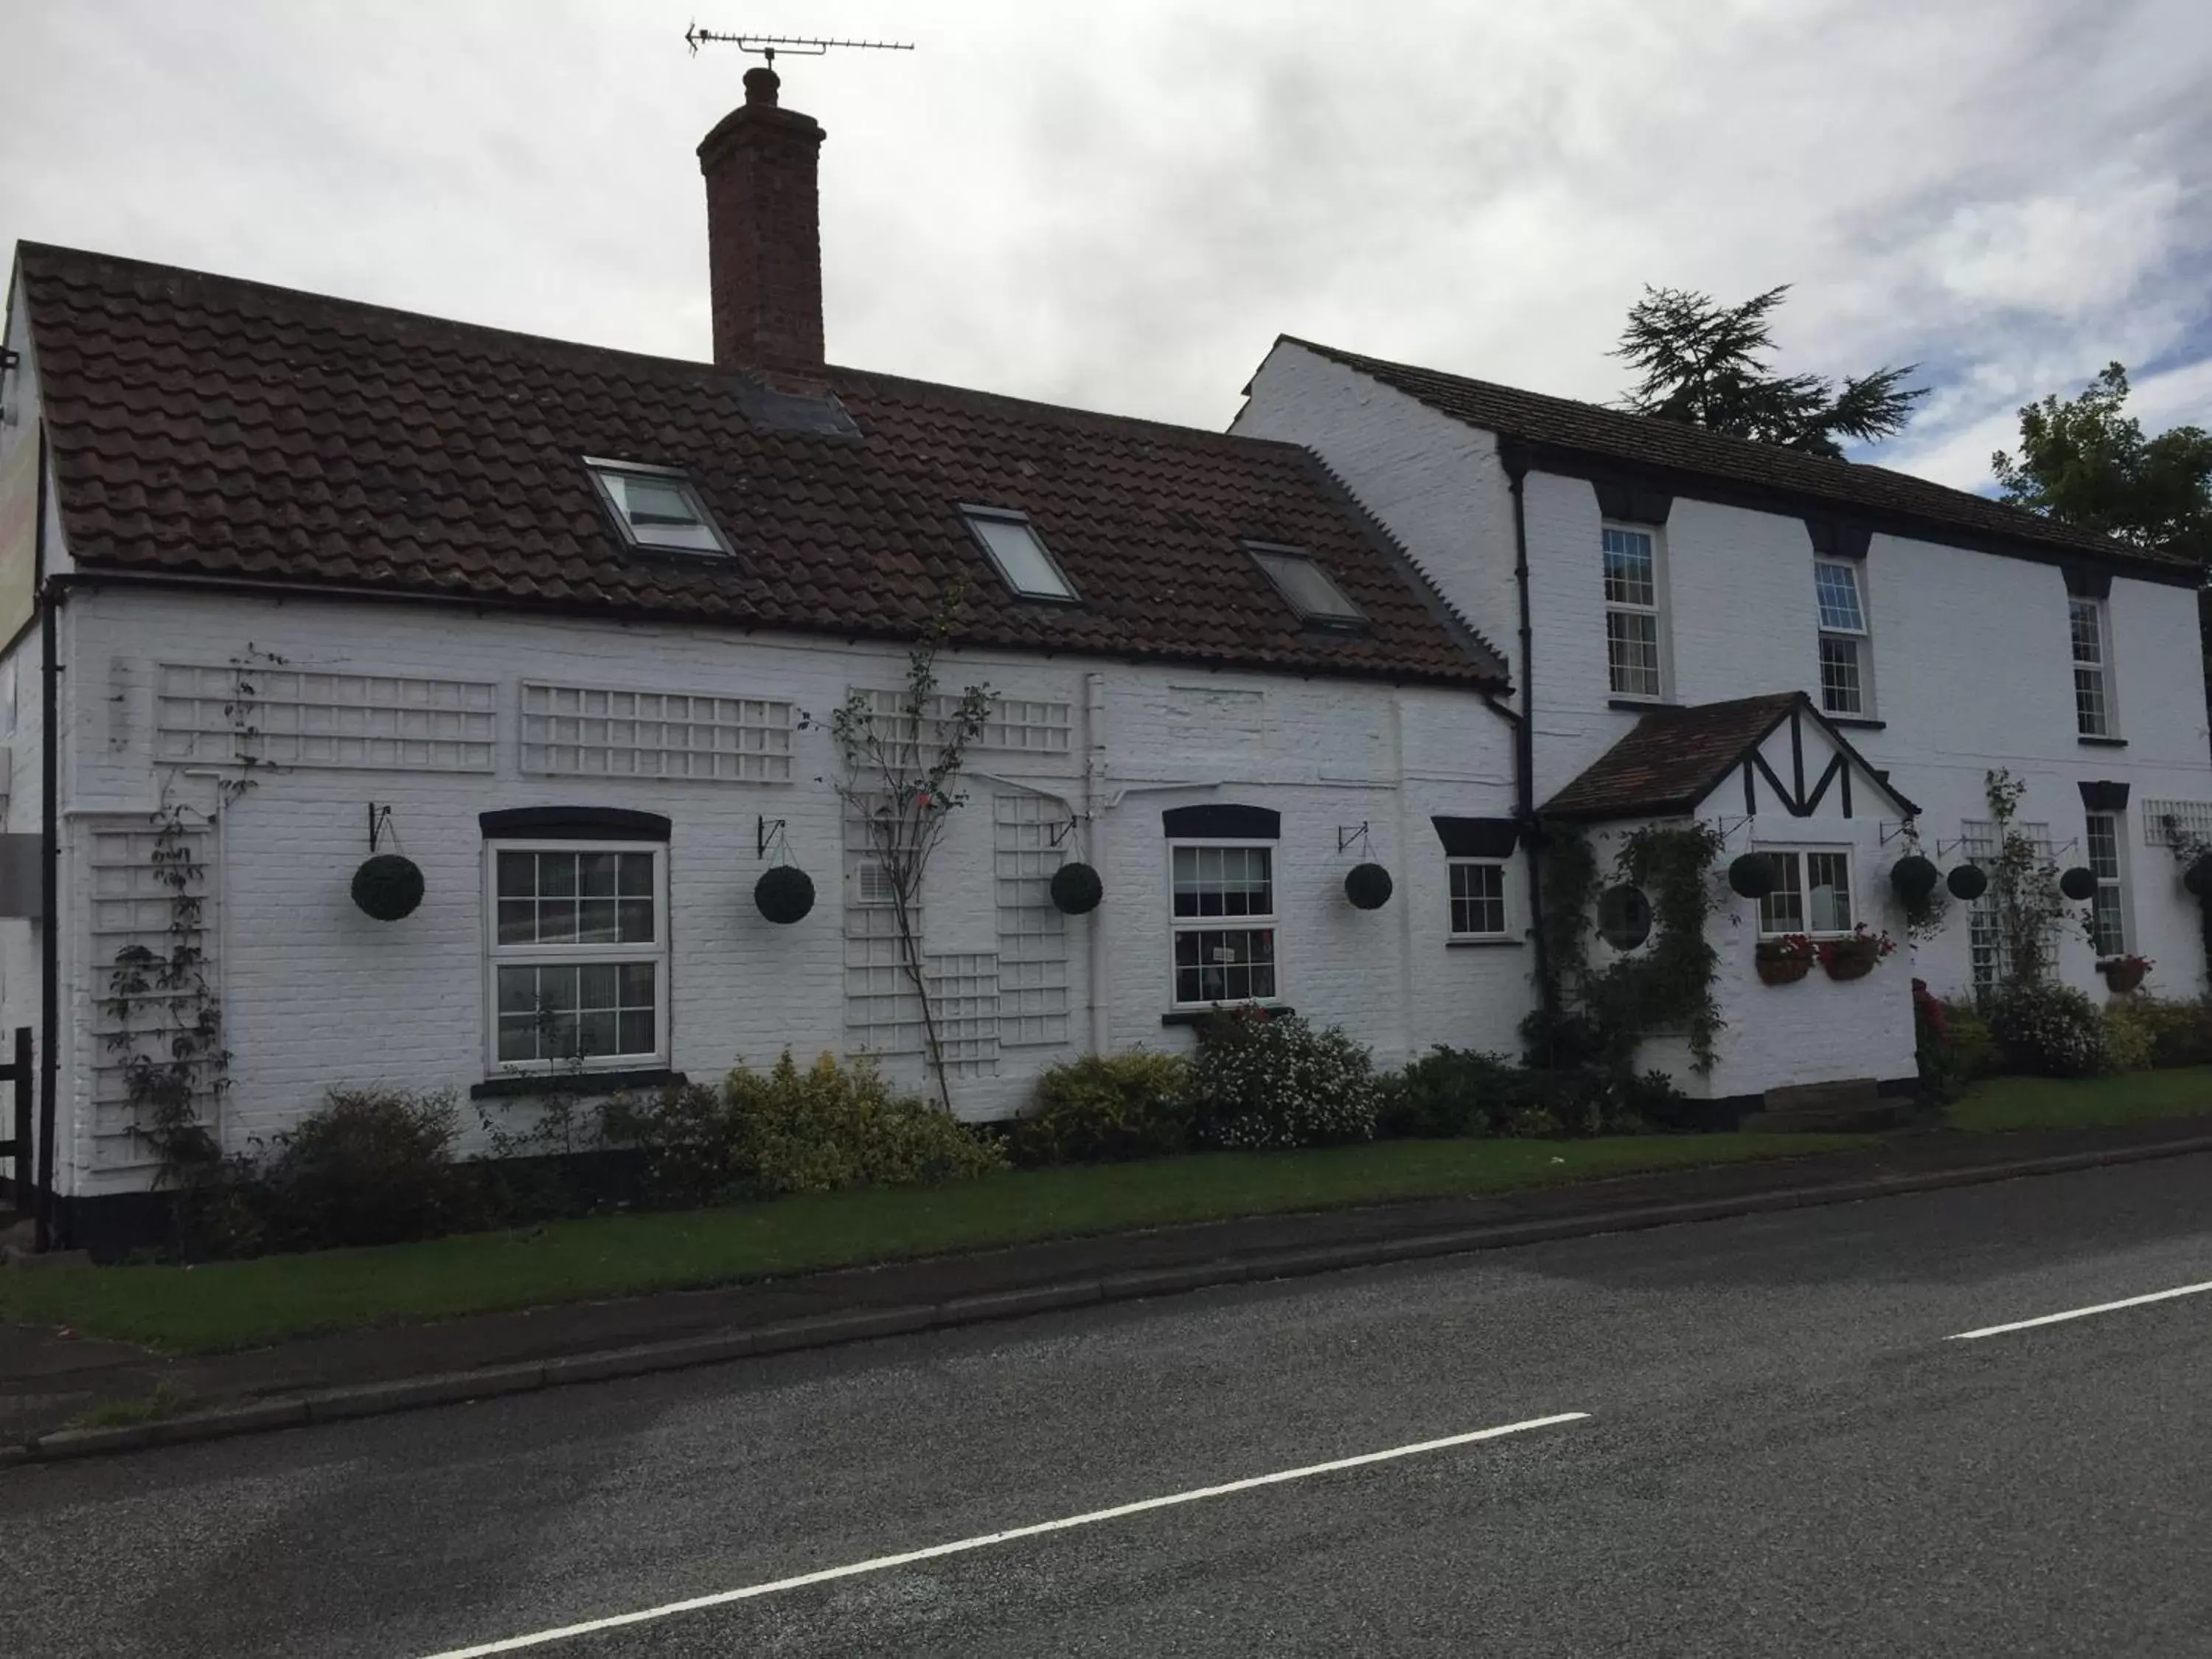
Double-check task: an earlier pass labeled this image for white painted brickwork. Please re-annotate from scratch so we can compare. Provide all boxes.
[43,585,1520,1196]
[520,682,793,782]
[1239,335,2212,1087]
[156,664,498,771]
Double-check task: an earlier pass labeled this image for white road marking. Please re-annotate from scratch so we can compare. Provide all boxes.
[414,1411,1590,1658]
[1947,1278,2212,1341]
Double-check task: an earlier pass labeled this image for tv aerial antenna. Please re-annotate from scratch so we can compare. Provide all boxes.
[684,26,915,67]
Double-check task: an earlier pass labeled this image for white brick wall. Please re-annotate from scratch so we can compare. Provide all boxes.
[1239,338,2212,1077]
[46,585,1524,1195]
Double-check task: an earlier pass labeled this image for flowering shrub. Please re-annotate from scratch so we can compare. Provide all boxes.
[1986,983,2107,1079]
[1187,1010,1378,1150]
[1007,1051,1192,1166]
[2114,995,2212,1068]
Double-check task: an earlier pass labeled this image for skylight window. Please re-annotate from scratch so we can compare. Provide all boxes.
[1246,543,1365,627]
[961,507,1079,602]
[585,459,732,556]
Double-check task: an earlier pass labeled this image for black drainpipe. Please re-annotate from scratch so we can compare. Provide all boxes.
[1499,440,1555,1040]
[34,436,60,1252]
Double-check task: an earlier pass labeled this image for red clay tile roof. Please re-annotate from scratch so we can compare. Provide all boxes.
[1285,337,2196,579]
[1542,690,1916,821]
[10,243,1506,688]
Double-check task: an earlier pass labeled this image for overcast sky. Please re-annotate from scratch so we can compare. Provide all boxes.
[4,0,2208,491]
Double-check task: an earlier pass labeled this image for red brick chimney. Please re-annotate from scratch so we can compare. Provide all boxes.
[698,66,827,376]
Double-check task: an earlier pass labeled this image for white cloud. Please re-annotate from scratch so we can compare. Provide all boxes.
[0,0,2206,501]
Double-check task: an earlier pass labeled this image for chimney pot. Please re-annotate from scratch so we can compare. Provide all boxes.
[698,80,826,375]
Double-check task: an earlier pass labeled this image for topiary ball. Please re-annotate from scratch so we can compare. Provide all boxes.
[350,853,424,922]
[1889,855,1939,905]
[754,865,815,925]
[1727,852,1777,900]
[1343,862,1394,911]
[2058,866,2098,902]
[1946,863,1988,902]
[1050,861,1104,915]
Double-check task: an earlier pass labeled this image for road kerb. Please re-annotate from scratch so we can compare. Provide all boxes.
[7,1129,2211,1467]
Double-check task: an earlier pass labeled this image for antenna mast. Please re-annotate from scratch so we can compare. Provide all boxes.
[684,26,915,68]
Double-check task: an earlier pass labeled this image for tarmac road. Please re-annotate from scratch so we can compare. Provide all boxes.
[5,1152,2209,1658]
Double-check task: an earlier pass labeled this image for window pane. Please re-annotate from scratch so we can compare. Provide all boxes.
[2069,598,2103,665]
[578,853,619,897]
[619,961,657,1006]
[1601,527,1655,606]
[1450,861,1506,936]
[577,900,619,942]
[496,966,539,1015]
[1251,549,1363,622]
[496,850,536,899]
[538,855,577,897]
[617,898,655,943]
[1818,635,1863,715]
[619,1009,655,1055]
[1806,852,1852,933]
[2087,815,2120,879]
[969,514,1075,599]
[535,898,577,942]
[605,470,725,552]
[621,476,700,528]
[2075,667,2110,736]
[1607,610,1661,698]
[1814,563,1865,633]
[619,853,654,895]
[1172,926,1276,1005]
[1759,853,1804,934]
[497,900,537,945]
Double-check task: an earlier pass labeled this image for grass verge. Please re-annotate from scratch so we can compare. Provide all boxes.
[1945,1065,2212,1134]
[1,1131,1866,1354]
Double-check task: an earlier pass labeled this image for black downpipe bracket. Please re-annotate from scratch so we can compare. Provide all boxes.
[1499,441,1554,1038]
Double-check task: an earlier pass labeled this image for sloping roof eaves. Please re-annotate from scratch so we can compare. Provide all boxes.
[1540,690,1919,824]
[12,241,1506,690]
[1286,336,2196,585]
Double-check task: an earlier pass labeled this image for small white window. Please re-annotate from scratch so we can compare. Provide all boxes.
[1814,561,1873,717]
[1602,524,1667,700]
[2070,596,2115,737]
[1169,843,1279,1006]
[585,459,731,555]
[1756,848,1854,936]
[1247,543,1366,627]
[487,843,669,1074]
[1448,859,1509,939]
[2086,811,2131,957]
[962,507,1079,602]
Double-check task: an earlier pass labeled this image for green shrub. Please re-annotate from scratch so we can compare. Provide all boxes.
[607,1051,1006,1203]
[1938,998,2000,1082]
[2126,995,2212,1069]
[1188,1011,1378,1150]
[1987,984,2107,1078]
[260,1089,481,1250]
[1376,1048,1688,1139]
[1008,1051,1192,1166]
[2102,998,2158,1074]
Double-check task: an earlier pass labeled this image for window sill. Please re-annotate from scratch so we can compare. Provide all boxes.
[2078,735,2129,748]
[1826,715,1887,731]
[1447,936,1524,948]
[470,1067,686,1100]
[1161,1004,1293,1028]
[1607,698,1674,714]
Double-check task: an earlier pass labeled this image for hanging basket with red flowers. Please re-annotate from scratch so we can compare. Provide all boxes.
[1754,933,1818,985]
[1816,925,1899,981]
[2100,953,2154,994]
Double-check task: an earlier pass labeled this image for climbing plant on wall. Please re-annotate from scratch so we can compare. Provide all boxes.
[1982,768,2068,990]
[1534,820,1728,1072]
[817,589,993,1113]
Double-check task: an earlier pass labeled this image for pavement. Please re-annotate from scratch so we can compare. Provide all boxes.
[6,1115,2212,1455]
[1,1147,2208,1657]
